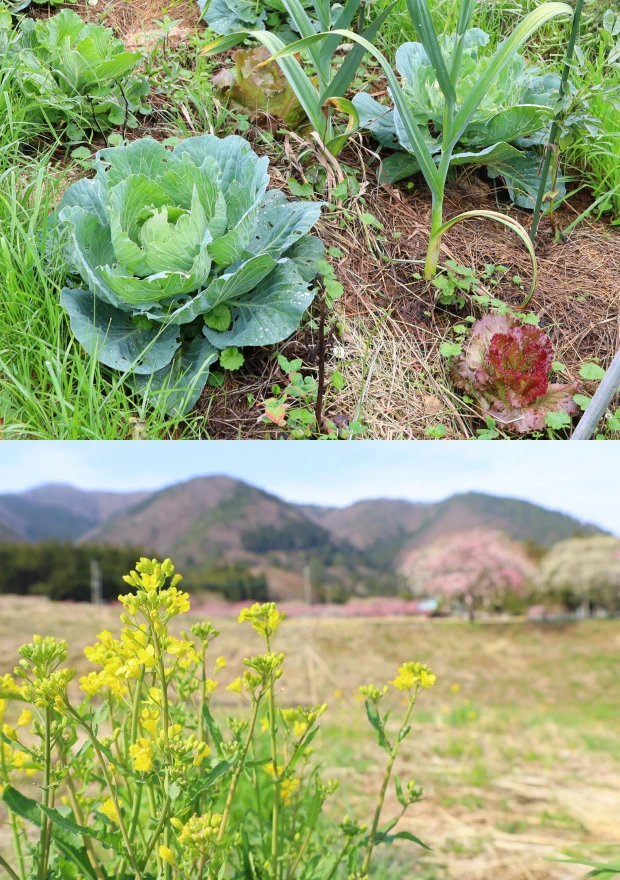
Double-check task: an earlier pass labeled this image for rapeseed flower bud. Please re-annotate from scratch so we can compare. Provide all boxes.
[190,622,220,644]
[359,684,388,703]
[179,812,222,854]
[243,652,284,689]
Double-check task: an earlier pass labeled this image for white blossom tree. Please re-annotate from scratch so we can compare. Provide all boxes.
[539,535,620,613]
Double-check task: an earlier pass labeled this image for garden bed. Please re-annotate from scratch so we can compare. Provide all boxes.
[185,152,620,440]
[1,0,619,439]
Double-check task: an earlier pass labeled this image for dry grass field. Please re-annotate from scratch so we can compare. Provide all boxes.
[1,596,620,879]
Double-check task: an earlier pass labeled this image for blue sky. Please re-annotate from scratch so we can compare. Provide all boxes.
[0,441,617,533]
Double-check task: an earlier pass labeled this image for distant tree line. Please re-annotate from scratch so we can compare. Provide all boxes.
[183,564,269,602]
[0,543,271,604]
[0,542,147,602]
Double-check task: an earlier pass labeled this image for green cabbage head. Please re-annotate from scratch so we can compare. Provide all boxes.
[54,135,324,415]
[354,29,563,207]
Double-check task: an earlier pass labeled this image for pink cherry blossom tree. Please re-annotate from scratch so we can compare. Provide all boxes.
[401,529,536,620]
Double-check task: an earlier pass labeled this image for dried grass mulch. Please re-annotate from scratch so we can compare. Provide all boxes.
[195,143,620,439]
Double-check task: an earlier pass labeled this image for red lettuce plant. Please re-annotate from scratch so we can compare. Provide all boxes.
[452,314,578,433]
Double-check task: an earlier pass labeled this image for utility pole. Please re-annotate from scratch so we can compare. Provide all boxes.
[303,565,312,605]
[90,559,102,605]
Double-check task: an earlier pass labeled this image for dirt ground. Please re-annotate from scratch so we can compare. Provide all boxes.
[1,596,619,878]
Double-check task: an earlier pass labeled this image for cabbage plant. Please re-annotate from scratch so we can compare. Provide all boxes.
[267,0,572,292]
[2,10,149,143]
[353,30,564,207]
[53,136,324,415]
[200,0,316,40]
[201,0,398,156]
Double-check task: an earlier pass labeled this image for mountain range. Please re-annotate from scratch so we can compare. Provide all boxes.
[0,478,604,599]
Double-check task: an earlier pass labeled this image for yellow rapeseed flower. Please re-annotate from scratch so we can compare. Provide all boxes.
[238,603,285,640]
[158,846,175,866]
[140,707,160,738]
[129,738,154,772]
[137,646,157,669]
[215,656,226,671]
[0,674,20,695]
[148,687,163,705]
[226,677,243,694]
[390,662,437,692]
[293,721,308,739]
[193,744,211,767]
[280,778,300,807]
[100,798,122,822]
[16,709,32,728]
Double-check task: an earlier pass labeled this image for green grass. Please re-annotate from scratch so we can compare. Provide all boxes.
[566,65,620,221]
[0,82,219,439]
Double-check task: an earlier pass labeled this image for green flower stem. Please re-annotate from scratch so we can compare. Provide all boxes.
[114,675,146,880]
[64,773,106,880]
[324,840,351,880]
[130,673,144,749]
[285,824,313,880]
[197,852,207,879]
[198,651,207,744]
[37,707,52,880]
[113,782,144,880]
[152,630,172,880]
[268,682,281,879]
[142,794,170,866]
[250,740,266,841]
[217,695,261,843]
[265,636,281,880]
[361,692,418,874]
[0,853,20,880]
[70,710,144,880]
[0,742,25,880]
